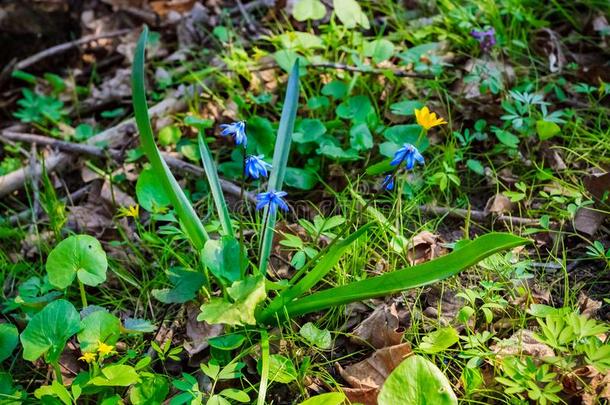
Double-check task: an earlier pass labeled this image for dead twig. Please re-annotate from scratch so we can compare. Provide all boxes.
[0,93,185,198]
[419,205,545,227]
[0,130,255,204]
[15,29,132,71]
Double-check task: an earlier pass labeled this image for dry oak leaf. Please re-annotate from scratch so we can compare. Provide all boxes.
[351,304,404,349]
[338,343,412,405]
[406,231,447,265]
[490,329,555,361]
[578,292,602,318]
[485,194,513,215]
[183,302,223,356]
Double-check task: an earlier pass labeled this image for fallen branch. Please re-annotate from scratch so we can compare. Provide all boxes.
[0,129,255,203]
[15,29,132,71]
[0,93,185,198]
[419,204,544,227]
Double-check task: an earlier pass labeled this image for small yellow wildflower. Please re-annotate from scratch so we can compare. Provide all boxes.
[79,352,97,363]
[118,204,139,219]
[415,106,447,130]
[97,341,115,356]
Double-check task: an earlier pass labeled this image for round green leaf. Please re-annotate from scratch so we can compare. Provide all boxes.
[536,120,561,141]
[299,322,331,349]
[130,375,169,405]
[20,299,81,363]
[77,311,121,353]
[378,355,458,405]
[333,0,370,29]
[418,327,459,354]
[258,354,297,384]
[285,167,319,190]
[136,167,171,212]
[293,0,326,21]
[349,123,373,151]
[158,125,181,146]
[0,323,19,362]
[46,235,107,289]
[90,365,140,386]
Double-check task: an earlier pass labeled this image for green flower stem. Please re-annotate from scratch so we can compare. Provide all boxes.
[78,280,88,308]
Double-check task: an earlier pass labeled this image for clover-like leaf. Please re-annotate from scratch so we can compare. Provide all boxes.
[20,299,81,363]
[77,311,121,353]
[197,275,266,326]
[293,0,326,21]
[46,235,107,289]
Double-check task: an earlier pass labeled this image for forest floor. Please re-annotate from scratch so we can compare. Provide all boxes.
[1,0,609,404]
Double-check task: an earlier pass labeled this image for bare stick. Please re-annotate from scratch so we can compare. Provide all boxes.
[0,131,121,159]
[419,204,544,227]
[0,130,255,203]
[0,94,185,198]
[310,62,434,79]
[15,29,132,71]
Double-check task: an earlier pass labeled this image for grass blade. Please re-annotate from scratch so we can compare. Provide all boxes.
[257,225,370,323]
[198,133,233,237]
[282,233,530,318]
[258,61,300,273]
[257,329,269,405]
[131,27,208,250]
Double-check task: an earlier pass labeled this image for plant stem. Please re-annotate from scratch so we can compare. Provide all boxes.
[52,361,63,385]
[78,280,88,308]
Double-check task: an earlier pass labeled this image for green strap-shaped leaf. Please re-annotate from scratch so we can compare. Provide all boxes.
[198,133,233,237]
[258,61,300,274]
[281,233,529,318]
[258,224,370,323]
[132,27,208,250]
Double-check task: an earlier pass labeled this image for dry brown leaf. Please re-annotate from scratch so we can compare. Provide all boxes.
[183,302,223,356]
[485,194,512,215]
[338,343,412,405]
[351,304,404,349]
[574,207,606,236]
[406,231,446,265]
[583,369,610,404]
[491,329,555,360]
[150,0,196,16]
[578,292,602,318]
[100,181,136,208]
[422,287,465,327]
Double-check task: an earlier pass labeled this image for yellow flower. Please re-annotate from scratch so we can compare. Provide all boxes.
[415,106,447,130]
[79,352,97,363]
[118,204,139,219]
[97,341,115,356]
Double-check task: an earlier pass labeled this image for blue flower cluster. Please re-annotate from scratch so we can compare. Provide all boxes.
[382,143,425,191]
[219,121,288,213]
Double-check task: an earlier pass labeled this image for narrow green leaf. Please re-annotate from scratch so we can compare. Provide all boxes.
[283,233,529,317]
[258,225,370,323]
[258,61,300,273]
[198,134,233,237]
[132,27,208,250]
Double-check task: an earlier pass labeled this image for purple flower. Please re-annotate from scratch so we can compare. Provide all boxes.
[220,121,247,146]
[245,155,272,179]
[471,28,496,52]
[382,174,395,191]
[256,190,289,213]
[390,143,424,170]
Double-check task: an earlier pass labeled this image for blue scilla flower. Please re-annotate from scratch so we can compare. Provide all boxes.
[256,190,289,213]
[381,174,395,191]
[390,143,424,170]
[245,155,272,179]
[220,121,247,146]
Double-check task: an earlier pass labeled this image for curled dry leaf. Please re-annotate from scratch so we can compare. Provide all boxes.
[183,302,223,356]
[485,194,513,215]
[406,231,446,265]
[351,304,404,349]
[338,343,412,405]
[578,292,602,318]
[490,329,555,361]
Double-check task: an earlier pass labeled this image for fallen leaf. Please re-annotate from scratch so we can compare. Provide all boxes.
[491,329,555,360]
[406,231,446,265]
[150,0,196,16]
[100,181,136,208]
[578,292,602,318]
[583,369,610,404]
[351,304,404,349]
[338,343,412,405]
[422,287,465,327]
[485,194,512,215]
[574,207,606,236]
[183,302,223,356]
